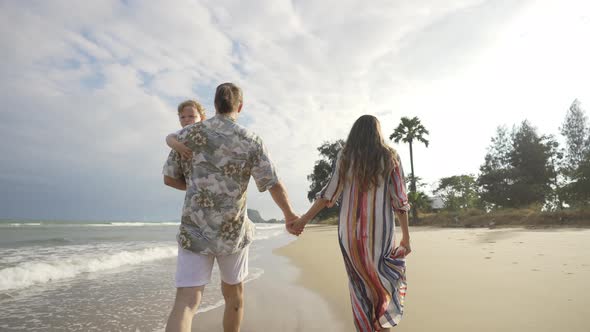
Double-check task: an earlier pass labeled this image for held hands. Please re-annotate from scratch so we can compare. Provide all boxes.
[287,215,310,236]
[285,213,309,236]
[284,214,301,236]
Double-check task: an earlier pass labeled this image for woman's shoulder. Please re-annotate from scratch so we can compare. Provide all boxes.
[384,145,400,160]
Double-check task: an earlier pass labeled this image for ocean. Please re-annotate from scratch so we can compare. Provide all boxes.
[0,220,292,331]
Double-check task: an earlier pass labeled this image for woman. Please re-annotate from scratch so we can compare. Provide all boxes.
[293,115,411,332]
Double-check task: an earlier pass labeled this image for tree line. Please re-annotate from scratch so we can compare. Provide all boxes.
[307,99,590,223]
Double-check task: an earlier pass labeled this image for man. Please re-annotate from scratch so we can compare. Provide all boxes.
[162,83,300,332]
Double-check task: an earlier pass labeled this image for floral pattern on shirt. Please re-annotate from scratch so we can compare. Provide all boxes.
[163,115,279,255]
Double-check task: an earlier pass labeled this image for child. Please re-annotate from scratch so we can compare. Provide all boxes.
[166,100,206,159]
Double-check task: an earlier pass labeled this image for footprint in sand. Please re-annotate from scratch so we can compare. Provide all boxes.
[489,251,495,254]
[484,256,492,259]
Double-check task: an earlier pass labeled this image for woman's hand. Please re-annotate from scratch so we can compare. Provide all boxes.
[399,237,411,256]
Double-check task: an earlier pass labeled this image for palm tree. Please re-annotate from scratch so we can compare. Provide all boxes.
[390,116,430,222]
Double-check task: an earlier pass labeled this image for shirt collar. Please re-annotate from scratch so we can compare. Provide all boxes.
[215,113,238,123]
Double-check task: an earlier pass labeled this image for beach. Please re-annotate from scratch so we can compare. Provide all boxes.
[196,225,590,332]
[2,222,589,331]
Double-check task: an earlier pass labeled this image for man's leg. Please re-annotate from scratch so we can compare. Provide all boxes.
[165,286,204,332]
[166,246,214,332]
[221,281,244,332]
[217,247,249,332]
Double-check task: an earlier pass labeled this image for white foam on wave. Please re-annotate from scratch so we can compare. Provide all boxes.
[254,224,284,230]
[0,246,177,291]
[254,230,286,240]
[0,222,179,228]
[5,223,42,227]
[253,223,287,240]
[197,299,226,314]
[91,222,179,227]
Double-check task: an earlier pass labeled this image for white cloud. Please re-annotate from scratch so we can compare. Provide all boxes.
[1,0,589,220]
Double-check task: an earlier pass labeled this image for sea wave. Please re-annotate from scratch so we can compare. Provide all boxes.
[0,222,179,228]
[254,224,284,230]
[0,245,177,291]
[89,222,179,227]
[12,237,74,246]
[254,230,286,240]
[5,223,42,227]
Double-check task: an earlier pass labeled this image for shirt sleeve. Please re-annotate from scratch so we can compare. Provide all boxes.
[317,152,344,204]
[389,155,411,213]
[251,140,279,192]
[162,149,183,179]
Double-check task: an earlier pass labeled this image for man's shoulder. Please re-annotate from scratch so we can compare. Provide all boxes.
[178,122,205,136]
[229,121,264,146]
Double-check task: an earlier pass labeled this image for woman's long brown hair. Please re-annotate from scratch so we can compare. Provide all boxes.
[338,115,399,191]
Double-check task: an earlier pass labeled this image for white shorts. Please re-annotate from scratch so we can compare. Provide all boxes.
[175,246,249,288]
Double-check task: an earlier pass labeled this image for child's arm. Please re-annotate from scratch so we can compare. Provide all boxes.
[166,133,192,160]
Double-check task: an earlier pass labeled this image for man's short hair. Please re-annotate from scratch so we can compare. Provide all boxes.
[177,100,206,120]
[214,83,243,114]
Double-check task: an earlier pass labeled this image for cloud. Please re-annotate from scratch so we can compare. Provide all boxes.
[1,0,589,221]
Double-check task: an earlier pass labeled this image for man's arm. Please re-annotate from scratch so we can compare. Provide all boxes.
[268,181,298,223]
[163,175,187,191]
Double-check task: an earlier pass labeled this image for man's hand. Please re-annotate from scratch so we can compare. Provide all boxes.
[268,182,301,235]
[285,213,302,236]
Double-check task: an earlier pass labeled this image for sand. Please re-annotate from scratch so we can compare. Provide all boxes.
[190,226,590,331]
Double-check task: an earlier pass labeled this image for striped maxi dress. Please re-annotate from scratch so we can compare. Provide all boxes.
[318,152,411,331]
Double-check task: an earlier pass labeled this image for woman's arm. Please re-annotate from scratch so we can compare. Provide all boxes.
[292,198,330,231]
[395,210,411,254]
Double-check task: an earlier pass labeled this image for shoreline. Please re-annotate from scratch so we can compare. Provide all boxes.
[190,229,348,332]
[274,225,354,328]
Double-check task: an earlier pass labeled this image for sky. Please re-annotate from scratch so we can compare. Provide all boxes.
[1,0,589,221]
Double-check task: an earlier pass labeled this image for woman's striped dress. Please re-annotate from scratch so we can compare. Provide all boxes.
[319,152,411,331]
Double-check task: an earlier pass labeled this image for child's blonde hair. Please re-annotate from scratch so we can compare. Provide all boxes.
[177,100,206,120]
